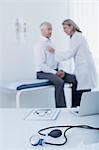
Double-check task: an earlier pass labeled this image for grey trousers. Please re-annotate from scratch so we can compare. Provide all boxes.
[62,72,91,107]
[37,71,66,108]
[37,71,91,108]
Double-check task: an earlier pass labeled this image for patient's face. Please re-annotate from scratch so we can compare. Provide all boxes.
[63,24,74,36]
[42,25,52,38]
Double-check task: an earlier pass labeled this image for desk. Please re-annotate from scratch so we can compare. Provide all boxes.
[0,108,99,150]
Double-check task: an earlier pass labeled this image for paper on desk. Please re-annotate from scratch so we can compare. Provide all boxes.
[24,108,60,121]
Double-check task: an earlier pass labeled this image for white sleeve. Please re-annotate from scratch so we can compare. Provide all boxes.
[57,34,82,61]
[34,43,57,74]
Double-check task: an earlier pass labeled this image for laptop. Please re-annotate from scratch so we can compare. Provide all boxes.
[71,91,99,116]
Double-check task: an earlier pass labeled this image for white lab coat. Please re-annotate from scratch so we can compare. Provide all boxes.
[57,31,97,90]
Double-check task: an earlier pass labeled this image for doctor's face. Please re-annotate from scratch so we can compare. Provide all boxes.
[41,25,52,38]
[63,24,74,36]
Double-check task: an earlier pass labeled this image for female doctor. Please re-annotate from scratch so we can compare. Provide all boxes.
[56,19,97,107]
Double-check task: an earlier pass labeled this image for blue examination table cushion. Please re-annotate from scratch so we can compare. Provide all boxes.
[0,79,51,91]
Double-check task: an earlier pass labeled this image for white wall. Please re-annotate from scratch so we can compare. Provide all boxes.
[1,0,98,107]
[69,0,98,55]
[0,0,71,108]
[0,0,70,84]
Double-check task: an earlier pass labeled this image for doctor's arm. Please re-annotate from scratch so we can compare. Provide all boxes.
[56,37,81,61]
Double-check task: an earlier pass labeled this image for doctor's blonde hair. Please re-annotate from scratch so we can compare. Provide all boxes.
[62,19,82,33]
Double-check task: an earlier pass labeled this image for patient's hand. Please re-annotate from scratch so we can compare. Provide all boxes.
[48,46,55,53]
[56,70,65,78]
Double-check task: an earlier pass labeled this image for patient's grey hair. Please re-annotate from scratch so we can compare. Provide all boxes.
[62,19,82,33]
[40,22,52,30]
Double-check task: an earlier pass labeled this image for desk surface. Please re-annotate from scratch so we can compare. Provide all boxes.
[0,108,99,150]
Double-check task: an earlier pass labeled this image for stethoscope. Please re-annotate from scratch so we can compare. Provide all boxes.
[29,125,99,146]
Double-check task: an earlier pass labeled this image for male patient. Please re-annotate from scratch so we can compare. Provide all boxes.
[34,22,66,108]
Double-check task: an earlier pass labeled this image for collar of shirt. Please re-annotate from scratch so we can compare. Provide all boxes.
[40,36,51,42]
[71,31,81,39]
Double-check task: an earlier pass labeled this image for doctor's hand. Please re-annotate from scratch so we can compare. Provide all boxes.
[56,70,65,78]
[48,46,56,53]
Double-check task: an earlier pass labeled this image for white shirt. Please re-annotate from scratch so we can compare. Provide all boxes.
[57,31,97,90]
[34,36,58,74]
